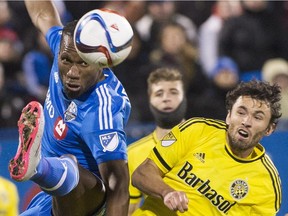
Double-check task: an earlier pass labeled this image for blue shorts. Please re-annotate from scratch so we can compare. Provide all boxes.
[20,191,52,216]
[20,191,106,216]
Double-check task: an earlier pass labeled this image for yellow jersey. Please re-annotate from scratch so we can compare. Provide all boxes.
[0,176,19,216]
[128,131,158,204]
[133,118,281,216]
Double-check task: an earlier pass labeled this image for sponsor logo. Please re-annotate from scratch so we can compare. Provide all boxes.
[64,102,77,122]
[100,132,119,152]
[193,153,205,163]
[161,131,176,147]
[45,89,55,118]
[178,161,236,214]
[54,117,68,140]
[230,179,249,200]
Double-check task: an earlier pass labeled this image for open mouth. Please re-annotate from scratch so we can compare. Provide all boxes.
[66,82,81,92]
[238,129,249,138]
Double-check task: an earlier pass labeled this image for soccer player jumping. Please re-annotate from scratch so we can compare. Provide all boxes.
[8,1,131,215]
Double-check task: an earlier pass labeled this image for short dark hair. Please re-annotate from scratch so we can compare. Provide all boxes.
[225,80,282,124]
[60,20,78,44]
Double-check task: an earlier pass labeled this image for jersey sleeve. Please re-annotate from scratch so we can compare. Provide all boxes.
[81,92,129,165]
[45,26,62,55]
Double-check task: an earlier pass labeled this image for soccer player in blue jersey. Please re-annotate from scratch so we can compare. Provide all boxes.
[8,1,131,216]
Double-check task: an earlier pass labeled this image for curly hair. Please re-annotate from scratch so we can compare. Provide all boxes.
[225,80,282,124]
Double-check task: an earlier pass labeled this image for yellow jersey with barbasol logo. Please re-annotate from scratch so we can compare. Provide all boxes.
[133,117,281,216]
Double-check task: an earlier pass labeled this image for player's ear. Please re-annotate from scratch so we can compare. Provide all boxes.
[226,110,231,125]
[265,123,276,136]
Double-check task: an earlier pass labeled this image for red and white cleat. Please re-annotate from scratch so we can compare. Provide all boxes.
[9,101,44,181]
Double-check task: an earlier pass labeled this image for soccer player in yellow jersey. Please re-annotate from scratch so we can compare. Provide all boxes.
[128,68,187,215]
[0,176,19,216]
[132,80,282,216]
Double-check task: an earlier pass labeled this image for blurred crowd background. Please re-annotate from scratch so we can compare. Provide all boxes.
[0,0,288,133]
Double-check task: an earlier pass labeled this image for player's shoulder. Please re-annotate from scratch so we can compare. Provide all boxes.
[128,132,155,152]
[178,117,227,132]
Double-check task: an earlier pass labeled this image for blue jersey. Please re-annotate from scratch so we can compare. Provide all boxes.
[42,26,131,177]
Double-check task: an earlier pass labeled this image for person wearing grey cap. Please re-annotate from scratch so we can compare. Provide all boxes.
[262,58,288,131]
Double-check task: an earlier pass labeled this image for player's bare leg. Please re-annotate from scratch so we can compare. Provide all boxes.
[9,101,106,216]
[52,162,106,216]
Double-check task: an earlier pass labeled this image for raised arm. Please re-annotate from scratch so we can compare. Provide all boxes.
[132,158,189,213]
[24,0,62,35]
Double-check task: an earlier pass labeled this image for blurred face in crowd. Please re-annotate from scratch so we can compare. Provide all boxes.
[214,69,239,90]
[160,25,186,55]
[0,1,11,25]
[148,1,175,21]
[242,0,267,12]
[58,34,103,99]
[226,96,274,158]
[216,0,242,19]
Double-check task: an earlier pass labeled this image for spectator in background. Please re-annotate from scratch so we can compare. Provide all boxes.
[100,1,146,26]
[22,27,52,104]
[199,0,242,77]
[0,176,19,215]
[175,1,215,28]
[219,0,288,81]
[262,58,288,131]
[0,1,11,27]
[149,22,201,93]
[128,67,187,215]
[113,28,151,124]
[150,22,207,120]
[190,57,239,120]
[0,28,31,128]
[135,1,197,54]
[148,21,207,120]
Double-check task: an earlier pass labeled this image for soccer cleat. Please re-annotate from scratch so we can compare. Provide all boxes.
[9,101,45,181]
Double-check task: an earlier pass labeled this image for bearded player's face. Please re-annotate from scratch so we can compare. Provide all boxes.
[225,95,275,158]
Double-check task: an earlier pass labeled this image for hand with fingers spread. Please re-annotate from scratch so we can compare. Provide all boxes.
[163,191,189,213]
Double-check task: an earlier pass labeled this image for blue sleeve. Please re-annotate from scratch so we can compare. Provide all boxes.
[80,89,129,164]
[81,111,128,165]
[45,26,62,55]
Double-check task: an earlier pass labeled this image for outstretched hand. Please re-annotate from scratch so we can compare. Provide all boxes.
[163,191,189,213]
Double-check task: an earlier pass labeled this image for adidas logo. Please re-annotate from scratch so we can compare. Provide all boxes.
[194,153,205,163]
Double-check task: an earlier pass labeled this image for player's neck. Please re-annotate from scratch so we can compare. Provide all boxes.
[155,126,172,140]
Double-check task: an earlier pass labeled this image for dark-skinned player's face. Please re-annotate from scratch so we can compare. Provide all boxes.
[58,34,102,99]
